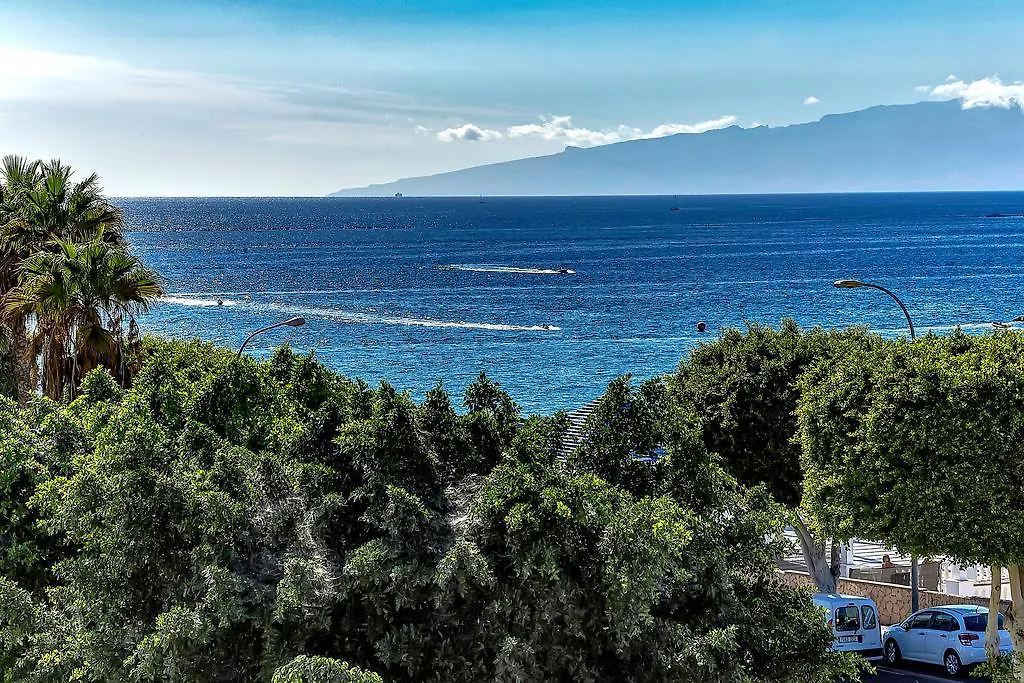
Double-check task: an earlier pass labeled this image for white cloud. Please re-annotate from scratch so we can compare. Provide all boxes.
[645,115,739,137]
[508,115,640,146]
[803,96,821,105]
[435,123,503,142]
[926,75,1024,110]
[499,113,737,147]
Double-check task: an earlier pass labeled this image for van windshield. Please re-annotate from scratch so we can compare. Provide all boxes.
[964,614,1004,632]
[835,606,860,632]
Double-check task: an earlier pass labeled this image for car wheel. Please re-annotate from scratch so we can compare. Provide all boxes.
[943,650,963,678]
[884,640,902,665]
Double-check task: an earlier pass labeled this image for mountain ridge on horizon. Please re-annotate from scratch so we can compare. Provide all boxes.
[331,100,1024,197]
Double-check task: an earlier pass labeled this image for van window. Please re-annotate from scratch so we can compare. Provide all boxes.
[835,606,861,632]
[861,605,877,630]
[964,614,1005,632]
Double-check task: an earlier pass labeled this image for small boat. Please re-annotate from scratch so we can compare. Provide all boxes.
[216,299,224,306]
[670,195,680,211]
[558,268,572,274]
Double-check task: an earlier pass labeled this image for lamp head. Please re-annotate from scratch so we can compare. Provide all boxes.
[284,317,306,327]
[833,279,865,289]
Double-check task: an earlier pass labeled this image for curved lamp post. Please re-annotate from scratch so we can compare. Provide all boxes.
[833,279,920,612]
[237,317,306,357]
[833,280,915,340]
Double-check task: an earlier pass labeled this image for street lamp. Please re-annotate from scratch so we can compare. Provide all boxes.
[833,280,915,340]
[833,279,921,612]
[237,317,306,357]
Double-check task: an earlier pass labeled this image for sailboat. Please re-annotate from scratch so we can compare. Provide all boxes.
[670,195,680,211]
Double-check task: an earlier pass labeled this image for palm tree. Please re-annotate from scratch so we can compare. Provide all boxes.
[0,156,43,403]
[4,239,163,400]
[0,157,129,402]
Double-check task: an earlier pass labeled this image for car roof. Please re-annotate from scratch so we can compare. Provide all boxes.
[935,605,988,615]
[906,606,987,618]
[813,593,875,603]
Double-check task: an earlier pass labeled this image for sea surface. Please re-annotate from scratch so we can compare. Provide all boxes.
[123,193,1024,414]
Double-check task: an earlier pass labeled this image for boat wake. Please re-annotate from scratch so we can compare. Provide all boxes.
[439,264,575,275]
[160,296,237,307]
[158,296,559,331]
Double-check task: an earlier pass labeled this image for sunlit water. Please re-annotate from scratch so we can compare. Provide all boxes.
[123,193,1024,414]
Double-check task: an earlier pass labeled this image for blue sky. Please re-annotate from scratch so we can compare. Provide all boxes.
[1,0,1022,195]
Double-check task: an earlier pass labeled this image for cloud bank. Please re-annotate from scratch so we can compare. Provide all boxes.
[431,113,738,146]
[926,76,1024,110]
[435,123,503,142]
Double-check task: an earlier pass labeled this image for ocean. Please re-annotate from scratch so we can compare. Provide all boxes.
[123,193,1024,415]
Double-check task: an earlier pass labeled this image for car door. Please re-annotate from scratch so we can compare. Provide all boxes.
[902,611,936,662]
[925,611,959,664]
[860,603,881,650]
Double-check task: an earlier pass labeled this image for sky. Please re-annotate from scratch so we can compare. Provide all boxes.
[1,0,1022,196]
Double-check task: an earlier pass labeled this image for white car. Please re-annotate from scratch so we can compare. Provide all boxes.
[882,605,1014,677]
[812,593,883,658]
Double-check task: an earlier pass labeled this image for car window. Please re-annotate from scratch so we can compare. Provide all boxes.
[931,613,958,632]
[835,606,861,632]
[964,614,1005,632]
[861,605,877,630]
[909,612,934,630]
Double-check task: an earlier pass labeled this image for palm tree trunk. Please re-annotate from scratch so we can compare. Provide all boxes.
[8,316,33,405]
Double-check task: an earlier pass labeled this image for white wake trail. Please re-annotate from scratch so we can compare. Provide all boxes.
[158,296,559,331]
[439,264,575,275]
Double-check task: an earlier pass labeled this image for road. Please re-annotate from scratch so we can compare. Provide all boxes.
[864,662,986,682]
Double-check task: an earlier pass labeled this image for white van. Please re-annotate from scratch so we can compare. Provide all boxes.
[812,593,883,658]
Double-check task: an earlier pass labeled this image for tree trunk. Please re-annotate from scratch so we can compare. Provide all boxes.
[987,566,1002,668]
[8,316,33,406]
[1008,565,1024,682]
[794,513,839,593]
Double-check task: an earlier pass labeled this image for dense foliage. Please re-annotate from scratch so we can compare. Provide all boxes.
[667,320,882,591]
[0,338,852,682]
[798,330,1024,665]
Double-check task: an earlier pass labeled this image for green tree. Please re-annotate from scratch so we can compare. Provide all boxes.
[432,397,860,682]
[0,336,857,682]
[0,157,137,402]
[0,156,44,404]
[4,239,162,400]
[667,320,882,592]
[566,375,666,498]
[798,330,1024,674]
[272,656,382,683]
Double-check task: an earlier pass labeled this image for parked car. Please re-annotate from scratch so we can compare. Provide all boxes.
[881,606,1014,677]
[812,593,883,658]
